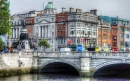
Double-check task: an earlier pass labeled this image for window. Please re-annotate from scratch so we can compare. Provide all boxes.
[77,23,80,27]
[113,36,117,40]
[120,27,124,32]
[120,34,123,38]
[87,31,91,35]
[52,18,54,21]
[125,42,129,47]
[82,31,85,34]
[52,25,54,28]
[125,28,129,31]
[70,31,74,35]
[93,32,96,36]
[52,32,54,37]
[77,38,80,43]
[126,34,129,38]
[113,42,117,47]
[77,30,80,34]
[120,42,123,46]
[103,35,107,39]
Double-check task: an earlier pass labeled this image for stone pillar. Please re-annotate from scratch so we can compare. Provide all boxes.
[38,26,40,38]
[47,25,49,37]
[42,26,44,38]
[80,58,91,77]
[19,27,20,38]
[16,28,17,38]
[13,28,15,38]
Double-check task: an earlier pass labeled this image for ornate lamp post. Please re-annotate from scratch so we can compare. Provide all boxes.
[85,34,91,50]
[33,35,38,51]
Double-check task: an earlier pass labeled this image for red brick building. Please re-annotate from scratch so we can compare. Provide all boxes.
[25,17,34,38]
[55,8,68,48]
[111,25,118,51]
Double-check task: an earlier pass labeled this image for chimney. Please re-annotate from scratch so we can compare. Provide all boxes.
[62,7,66,13]
[90,10,94,14]
[70,7,74,12]
[90,9,97,15]
[76,8,82,13]
[93,9,97,15]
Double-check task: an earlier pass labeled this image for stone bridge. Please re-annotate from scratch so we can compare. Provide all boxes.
[35,51,130,77]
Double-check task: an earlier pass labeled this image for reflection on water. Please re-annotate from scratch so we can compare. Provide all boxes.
[0,74,130,81]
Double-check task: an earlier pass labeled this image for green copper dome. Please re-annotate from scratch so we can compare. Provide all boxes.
[45,2,54,9]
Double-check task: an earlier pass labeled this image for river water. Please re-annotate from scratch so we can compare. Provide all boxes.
[0,74,130,81]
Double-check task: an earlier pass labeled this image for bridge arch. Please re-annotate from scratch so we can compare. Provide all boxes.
[93,61,130,76]
[39,59,80,75]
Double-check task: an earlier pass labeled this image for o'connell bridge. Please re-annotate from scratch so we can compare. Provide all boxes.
[34,51,130,77]
[3,51,130,77]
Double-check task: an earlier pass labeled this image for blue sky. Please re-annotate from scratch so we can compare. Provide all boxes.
[10,0,130,19]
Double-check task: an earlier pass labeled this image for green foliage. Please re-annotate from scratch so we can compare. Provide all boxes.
[38,39,50,49]
[0,0,12,36]
[0,38,4,51]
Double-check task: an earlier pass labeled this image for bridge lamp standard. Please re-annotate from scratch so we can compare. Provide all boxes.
[85,34,91,50]
[33,34,38,52]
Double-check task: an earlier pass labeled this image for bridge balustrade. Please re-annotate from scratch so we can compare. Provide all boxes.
[91,52,130,59]
[18,51,130,59]
[38,51,83,58]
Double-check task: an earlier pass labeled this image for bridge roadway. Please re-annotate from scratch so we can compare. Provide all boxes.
[31,51,130,77]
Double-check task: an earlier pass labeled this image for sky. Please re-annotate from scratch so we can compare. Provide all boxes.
[10,0,130,20]
[1,0,130,43]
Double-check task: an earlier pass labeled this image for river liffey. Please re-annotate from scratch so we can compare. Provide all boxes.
[0,74,130,81]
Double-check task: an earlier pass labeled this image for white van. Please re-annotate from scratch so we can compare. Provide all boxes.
[60,48,71,55]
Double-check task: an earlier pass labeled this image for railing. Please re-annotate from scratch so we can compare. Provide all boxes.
[8,51,130,59]
[37,51,130,59]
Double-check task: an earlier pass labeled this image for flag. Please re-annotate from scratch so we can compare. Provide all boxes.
[67,39,71,44]
[82,38,86,42]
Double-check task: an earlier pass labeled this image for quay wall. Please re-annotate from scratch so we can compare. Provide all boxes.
[0,53,38,77]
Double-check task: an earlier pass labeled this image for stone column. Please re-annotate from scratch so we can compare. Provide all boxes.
[16,28,17,38]
[80,58,91,77]
[45,26,46,38]
[18,27,20,38]
[42,26,44,38]
[41,26,42,38]
[38,26,41,38]
[13,28,15,38]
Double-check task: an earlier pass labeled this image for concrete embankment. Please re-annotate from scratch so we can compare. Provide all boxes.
[0,53,38,77]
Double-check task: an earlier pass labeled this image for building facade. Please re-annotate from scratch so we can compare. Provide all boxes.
[97,19,111,49]
[6,14,23,49]
[8,2,130,52]
[67,8,98,51]
[55,8,68,50]
[34,2,57,51]
[100,16,130,51]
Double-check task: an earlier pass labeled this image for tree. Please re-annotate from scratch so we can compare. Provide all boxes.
[0,0,12,36]
[0,38,4,52]
[38,39,50,51]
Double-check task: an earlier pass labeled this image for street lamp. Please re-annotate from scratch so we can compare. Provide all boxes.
[33,35,38,51]
[85,34,91,49]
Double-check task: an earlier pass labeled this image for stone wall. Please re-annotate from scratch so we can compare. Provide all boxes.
[0,53,38,76]
[1,54,33,68]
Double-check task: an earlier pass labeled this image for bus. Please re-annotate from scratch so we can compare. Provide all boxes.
[76,45,84,52]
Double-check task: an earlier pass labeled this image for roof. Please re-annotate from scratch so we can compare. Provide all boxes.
[45,2,54,9]
[99,15,130,25]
